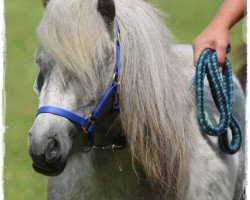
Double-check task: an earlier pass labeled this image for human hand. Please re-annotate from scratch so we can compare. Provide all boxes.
[192,22,229,72]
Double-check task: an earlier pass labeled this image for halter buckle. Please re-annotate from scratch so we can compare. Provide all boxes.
[82,115,95,134]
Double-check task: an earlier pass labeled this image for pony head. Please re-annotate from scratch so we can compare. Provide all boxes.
[28,0,118,176]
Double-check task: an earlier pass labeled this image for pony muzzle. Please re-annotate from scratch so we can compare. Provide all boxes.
[28,131,68,176]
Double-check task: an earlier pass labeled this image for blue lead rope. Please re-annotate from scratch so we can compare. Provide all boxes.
[194,46,242,154]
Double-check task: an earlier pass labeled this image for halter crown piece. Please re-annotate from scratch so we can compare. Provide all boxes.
[37,24,121,136]
[194,45,242,154]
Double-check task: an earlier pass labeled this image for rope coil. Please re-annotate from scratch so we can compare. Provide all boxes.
[195,46,242,154]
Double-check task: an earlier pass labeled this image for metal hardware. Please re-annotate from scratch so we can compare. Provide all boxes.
[92,144,125,150]
[82,115,95,134]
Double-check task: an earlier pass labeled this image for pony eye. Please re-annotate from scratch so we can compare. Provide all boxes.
[36,72,45,92]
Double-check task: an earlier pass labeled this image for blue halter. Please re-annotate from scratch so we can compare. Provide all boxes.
[194,46,242,154]
[37,25,121,134]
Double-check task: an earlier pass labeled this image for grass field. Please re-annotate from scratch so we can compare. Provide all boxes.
[5,0,245,199]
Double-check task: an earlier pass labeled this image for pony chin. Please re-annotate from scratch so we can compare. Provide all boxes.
[32,159,67,177]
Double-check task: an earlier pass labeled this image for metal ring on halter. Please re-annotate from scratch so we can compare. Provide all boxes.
[112,73,118,83]
[82,115,95,134]
[117,31,120,41]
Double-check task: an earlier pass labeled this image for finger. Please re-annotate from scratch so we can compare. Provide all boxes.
[193,45,206,67]
[218,66,223,73]
[216,46,227,70]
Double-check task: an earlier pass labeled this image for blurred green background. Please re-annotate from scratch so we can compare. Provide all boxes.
[5,0,245,199]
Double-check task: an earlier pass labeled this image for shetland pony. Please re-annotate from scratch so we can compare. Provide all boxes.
[28,0,245,199]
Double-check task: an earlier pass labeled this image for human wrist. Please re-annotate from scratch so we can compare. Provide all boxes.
[209,16,230,31]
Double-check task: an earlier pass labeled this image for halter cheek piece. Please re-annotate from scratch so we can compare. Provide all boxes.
[37,25,121,142]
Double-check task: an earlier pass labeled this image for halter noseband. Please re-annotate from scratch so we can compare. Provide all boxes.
[37,25,121,136]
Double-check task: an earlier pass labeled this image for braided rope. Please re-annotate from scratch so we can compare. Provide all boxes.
[195,47,242,154]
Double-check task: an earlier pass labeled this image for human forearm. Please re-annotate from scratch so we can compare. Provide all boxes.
[211,0,246,30]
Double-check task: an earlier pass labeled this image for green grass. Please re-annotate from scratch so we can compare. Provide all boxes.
[5,0,245,199]
[5,0,46,199]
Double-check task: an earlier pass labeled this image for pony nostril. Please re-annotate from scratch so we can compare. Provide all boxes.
[44,138,61,164]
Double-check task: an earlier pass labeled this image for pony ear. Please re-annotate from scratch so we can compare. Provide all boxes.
[97,0,116,25]
[42,0,49,7]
